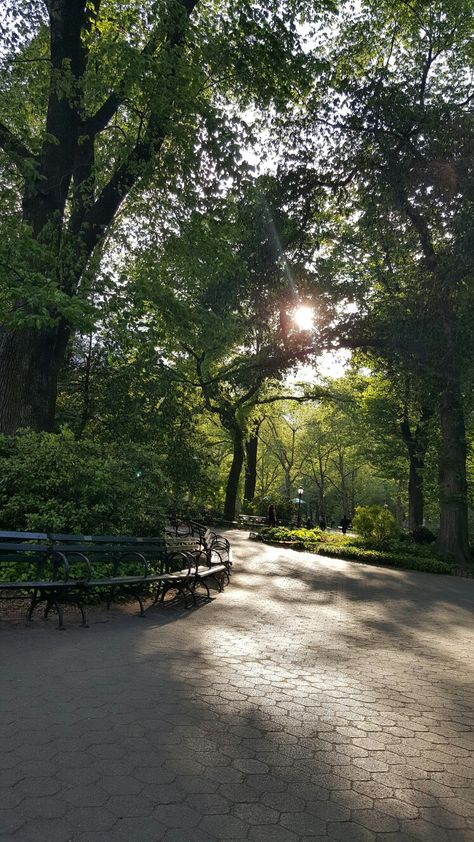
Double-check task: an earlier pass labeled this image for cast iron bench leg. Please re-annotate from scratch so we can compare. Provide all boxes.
[44,596,65,630]
[27,588,39,621]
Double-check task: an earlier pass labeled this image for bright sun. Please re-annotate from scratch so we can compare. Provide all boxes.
[293,305,315,331]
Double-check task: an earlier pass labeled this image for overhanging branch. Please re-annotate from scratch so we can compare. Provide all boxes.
[0,121,35,176]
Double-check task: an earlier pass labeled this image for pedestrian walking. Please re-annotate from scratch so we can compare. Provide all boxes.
[340,514,350,534]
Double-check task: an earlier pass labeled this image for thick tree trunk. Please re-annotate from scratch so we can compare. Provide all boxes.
[223,433,245,521]
[400,402,431,532]
[434,382,471,563]
[0,323,70,434]
[244,434,258,502]
[408,454,424,531]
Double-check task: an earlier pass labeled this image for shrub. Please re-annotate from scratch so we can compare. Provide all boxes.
[257,524,452,575]
[410,525,436,544]
[352,505,400,543]
[244,494,296,523]
[261,526,322,544]
[314,543,451,574]
[0,429,166,535]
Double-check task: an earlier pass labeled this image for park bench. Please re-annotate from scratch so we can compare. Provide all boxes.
[0,526,232,628]
[49,534,200,626]
[166,521,232,581]
[0,531,84,628]
[239,515,267,527]
[166,526,231,593]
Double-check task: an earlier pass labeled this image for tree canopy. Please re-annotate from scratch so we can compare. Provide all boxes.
[0,0,473,564]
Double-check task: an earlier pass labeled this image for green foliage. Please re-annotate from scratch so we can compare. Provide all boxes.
[0,429,165,535]
[244,493,297,522]
[261,526,322,544]
[352,505,400,543]
[314,544,452,575]
[258,526,452,574]
[411,525,436,545]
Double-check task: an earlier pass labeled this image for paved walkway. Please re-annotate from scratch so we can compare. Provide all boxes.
[1,531,473,842]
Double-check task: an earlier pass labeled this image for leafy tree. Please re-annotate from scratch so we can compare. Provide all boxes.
[0,0,329,433]
[280,0,474,560]
[355,362,435,530]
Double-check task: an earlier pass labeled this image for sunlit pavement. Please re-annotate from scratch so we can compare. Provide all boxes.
[1,530,473,842]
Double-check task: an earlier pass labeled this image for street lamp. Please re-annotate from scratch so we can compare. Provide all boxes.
[297,487,304,527]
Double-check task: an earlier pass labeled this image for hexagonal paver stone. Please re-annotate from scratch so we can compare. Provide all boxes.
[66,806,117,831]
[218,783,260,803]
[261,791,306,813]
[16,818,74,842]
[100,775,144,795]
[105,794,155,818]
[398,818,453,841]
[134,767,176,785]
[161,830,219,842]
[0,787,23,809]
[232,758,269,774]
[154,803,201,829]
[307,801,351,822]
[142,783,187,804]
[280,811,327,836]
[21,796,68,819]
[232,802,279,824]
[199,813,249,838]
[248,825,299,842]
[327,821,376,841]
[352,808,401,833]
[186,793,231,815]
[0,810,25,836]
[112,816,164,842]
[63,785,109,806]
[14,776,62,798]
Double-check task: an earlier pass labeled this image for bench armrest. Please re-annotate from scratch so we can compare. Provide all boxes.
[115,551,148,577]
[52,550,91,582]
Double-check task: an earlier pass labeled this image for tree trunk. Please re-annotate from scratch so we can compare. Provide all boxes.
[0,322,70,434]
[244,433,258,502]
[434,381,471,563]
[400,401,432,532]
[407,453,424,531]
[318,488,325,520]
[223,432,245,521]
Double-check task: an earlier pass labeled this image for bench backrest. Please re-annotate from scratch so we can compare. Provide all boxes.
[49,534,168,577]
[0,531,48,541]
[0,541,54,582]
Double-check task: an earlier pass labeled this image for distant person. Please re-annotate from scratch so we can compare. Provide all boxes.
[267,504,277,527]
[305,517,314,529]
[318,516,326,531]
[340,515,350,534]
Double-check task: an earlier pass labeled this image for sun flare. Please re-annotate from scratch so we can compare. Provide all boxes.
[293,305,315,331]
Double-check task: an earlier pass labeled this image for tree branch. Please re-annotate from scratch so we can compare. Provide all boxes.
[86,0,199,135]
[0,121,35,176]
[79,0,199,252]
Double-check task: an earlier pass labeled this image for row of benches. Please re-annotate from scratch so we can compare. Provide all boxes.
[0,524,232,629]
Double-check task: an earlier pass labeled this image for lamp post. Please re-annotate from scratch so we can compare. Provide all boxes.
[297,487,304,527]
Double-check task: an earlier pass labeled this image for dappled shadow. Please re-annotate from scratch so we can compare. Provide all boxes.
[0,529,472,840]
[228,530,474,669]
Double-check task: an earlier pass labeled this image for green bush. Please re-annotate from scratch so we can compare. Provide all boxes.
[0,429,166,535]
[314,543,451,574]
[410,525,436,544]
[261,526,322,544]
[352,505,400,543]
[244,494,296,523]
[257,524,452,575]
